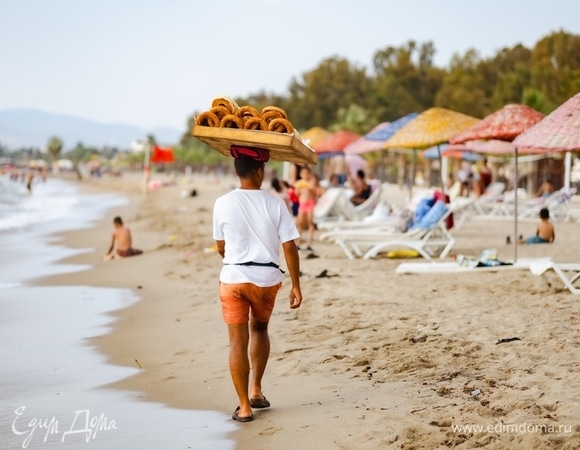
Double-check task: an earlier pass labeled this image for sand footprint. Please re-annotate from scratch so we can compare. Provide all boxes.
[259,427,283,436]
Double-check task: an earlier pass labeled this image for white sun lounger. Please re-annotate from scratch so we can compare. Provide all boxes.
[320,204,457,260]
[529,260,580,294]
[396,258,552,274]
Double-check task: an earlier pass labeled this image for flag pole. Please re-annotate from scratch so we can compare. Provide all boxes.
[143,141,151,197]
[514,147,519,262]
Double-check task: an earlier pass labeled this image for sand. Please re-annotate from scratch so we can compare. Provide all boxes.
[39,172,579,449]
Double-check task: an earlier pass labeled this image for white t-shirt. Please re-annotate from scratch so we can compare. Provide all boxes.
[213,188,300,286]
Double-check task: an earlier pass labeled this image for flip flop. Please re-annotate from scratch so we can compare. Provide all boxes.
[250,397,271,409]
[232,406,254,423]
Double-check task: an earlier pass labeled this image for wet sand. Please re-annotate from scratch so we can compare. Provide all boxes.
[0,175,235,449]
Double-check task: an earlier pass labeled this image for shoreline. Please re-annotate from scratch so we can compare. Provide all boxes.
[33,173,237,413]
[34,172,579,449]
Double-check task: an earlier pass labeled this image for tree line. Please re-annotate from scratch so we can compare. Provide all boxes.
[4,30,577,171]
[181,29,579,152]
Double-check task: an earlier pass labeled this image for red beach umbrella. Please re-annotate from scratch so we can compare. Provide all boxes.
[450,102,558,264]
[512,93,580,151]
[314,130,361,154]
[450,104,544,144]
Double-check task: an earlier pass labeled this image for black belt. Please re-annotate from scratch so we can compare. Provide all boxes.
[225,261,285,274]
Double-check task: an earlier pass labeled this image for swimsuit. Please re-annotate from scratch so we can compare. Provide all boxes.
[298,198,316,213]
[359,186,372,200]
[524,236,549,244]
[117,248,143,257]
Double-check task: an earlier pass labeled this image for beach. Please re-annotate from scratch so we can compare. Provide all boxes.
[3,171,579,449]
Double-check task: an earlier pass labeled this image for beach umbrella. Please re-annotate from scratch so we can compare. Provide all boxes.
[384,107,480,150]
[342,122,391,155]
[512,92,580,252]
[448,139,518,155]
[448,103,546,262]
[366,113,419,142]
[422,144,482,162]
[312,130,362,180]
[450,104,545,145]
[301,127,333,149]
[343,113,418,155]
[343,114,421,154]
[314,130,361,154]
[383,107,480,189]
[316,151,344,160]
[512,93,580,152]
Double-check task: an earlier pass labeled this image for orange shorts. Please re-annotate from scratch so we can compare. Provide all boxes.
[219,282,282,324]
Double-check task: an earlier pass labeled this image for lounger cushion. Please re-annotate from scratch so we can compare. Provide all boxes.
[411,200,447,231]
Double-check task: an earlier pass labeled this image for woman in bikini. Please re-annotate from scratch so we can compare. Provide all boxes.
[294,166,319,250]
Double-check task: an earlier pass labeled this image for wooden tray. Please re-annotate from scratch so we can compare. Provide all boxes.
[192,126,318,165]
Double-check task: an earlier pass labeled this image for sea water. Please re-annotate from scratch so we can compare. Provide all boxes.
[0,175,235,449]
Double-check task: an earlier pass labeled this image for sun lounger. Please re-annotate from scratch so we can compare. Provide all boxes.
[314,180,384,224]
[396,257,552,274]
[352,180,384,217]
[321,199,463,260]
[518,187,577,222]
[471,182,506,215]
[529,260,580,294]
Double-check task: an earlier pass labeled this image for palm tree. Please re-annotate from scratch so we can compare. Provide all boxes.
[46,136,64,161]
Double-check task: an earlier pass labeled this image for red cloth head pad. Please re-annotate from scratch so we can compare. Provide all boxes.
[230,145,270,162]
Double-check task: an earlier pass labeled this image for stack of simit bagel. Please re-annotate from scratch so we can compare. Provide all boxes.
[195,97,294,134]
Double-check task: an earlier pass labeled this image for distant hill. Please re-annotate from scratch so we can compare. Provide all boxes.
[0,108,182,150]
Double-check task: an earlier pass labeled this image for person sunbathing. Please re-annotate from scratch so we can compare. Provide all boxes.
[536,175,555,198]
[349,169,372,205]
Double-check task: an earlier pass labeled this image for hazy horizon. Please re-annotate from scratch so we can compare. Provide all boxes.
[1,0,578,130]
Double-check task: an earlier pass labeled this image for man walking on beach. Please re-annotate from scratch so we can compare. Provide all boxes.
[213,146,303,423]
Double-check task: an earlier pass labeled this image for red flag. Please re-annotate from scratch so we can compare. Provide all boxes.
[151,145,175,163]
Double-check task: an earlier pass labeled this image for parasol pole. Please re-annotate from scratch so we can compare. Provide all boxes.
[514,147,519,262]
[565,151,572,189]
[437,143,445,193]
[409,150,417,201]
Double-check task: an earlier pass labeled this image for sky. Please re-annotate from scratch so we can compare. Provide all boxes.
[1,0,579,133]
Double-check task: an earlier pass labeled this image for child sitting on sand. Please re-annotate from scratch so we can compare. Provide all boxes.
[519,208,555,244]
[103,216,143,260]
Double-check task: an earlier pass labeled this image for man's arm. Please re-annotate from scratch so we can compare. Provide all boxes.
[216,240,225,258]
[282,240,302,309]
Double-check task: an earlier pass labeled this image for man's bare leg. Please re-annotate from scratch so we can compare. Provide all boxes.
[249,319,270,401]
[227,323,252,418]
